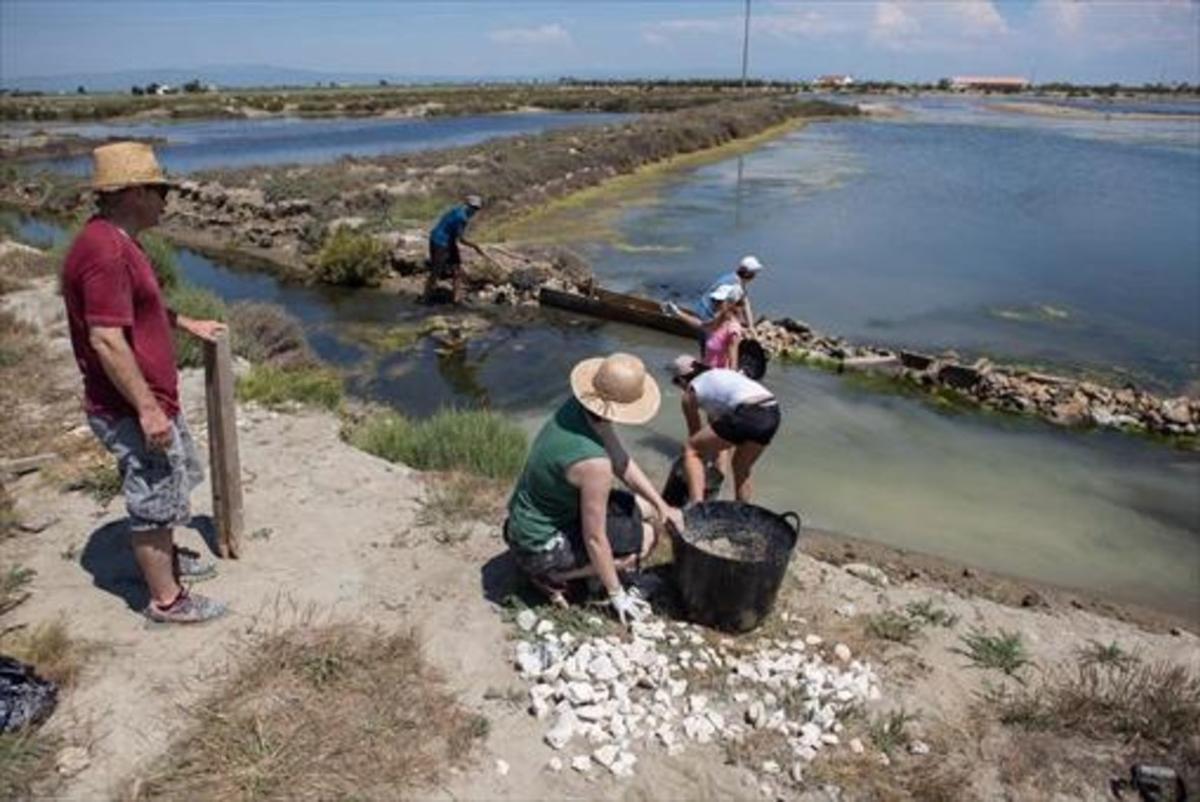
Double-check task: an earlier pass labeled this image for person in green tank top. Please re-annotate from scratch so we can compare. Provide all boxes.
[506,353,685,623]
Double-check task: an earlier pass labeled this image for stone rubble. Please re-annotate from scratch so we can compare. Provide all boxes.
[512,614,884,785]
[753,318,1199,441]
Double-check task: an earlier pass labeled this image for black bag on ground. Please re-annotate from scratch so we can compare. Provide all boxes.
[0,655,58,733]
[662,456,724,508]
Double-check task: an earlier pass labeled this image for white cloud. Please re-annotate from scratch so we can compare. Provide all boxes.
[488,23,572,47]
[868,1,1009,51]
[641,6,853,46]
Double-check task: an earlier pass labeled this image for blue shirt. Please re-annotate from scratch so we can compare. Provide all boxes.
[430,204,474,248]
[694,271,741,320]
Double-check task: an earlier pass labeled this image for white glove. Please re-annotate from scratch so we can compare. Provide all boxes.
[609,588,651,626]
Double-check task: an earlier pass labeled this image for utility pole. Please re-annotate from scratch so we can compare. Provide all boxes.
[741,0,752,91]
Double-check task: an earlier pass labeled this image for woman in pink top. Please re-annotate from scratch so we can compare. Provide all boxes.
[701,283,743,370]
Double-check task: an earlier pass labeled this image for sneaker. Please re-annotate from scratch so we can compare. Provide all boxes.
[144,588,227,624]
[173,546,217,583]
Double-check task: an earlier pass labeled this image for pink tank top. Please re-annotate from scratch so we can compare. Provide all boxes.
[703,320,742,369]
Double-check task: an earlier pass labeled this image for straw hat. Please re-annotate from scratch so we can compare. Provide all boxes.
[91,142,174,192]
[570,352,661,425]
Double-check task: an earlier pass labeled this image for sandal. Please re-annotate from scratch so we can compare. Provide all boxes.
[144,588,227,624]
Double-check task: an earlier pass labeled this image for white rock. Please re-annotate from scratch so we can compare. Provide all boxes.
[833,643,852,663]
[805,634,823,646]
[548,757,563,772]
[682,714,717,743]
[565,681,595,705]
[843,562,889,586]
[593,744,620,768]
[589,655,619,682]
[572,755,593,773]
[688,694,709,714]
[849,737,865,754]
[746,701,766,729]
[55,747,90,777]
[820,733,840,746]
[516,609,538,632]
[495,759,510,776]
[612,751,638,777]
[545,710,578,750]
[762,760,781,775]
[536,619,556,636]
[791,762,805,783]
[909,739,930,756]
[668,678,688,697]
[576,703,612,722]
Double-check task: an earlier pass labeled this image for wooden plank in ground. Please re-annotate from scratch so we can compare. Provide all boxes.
[203,331,244,559]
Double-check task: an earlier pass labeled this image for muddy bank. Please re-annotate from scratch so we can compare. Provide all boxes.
[0,131,167,162]
[987,100,1200,121]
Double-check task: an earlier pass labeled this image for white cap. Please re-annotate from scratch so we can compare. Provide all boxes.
[465,194,483,208]
[708,283,744,303]
[738,255,764,273]
[671,355,700,378]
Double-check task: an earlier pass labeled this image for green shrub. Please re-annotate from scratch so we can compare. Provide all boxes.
[227,302,315,369]
[165,283,227,368]
[347,409,527,480]
[236,365,343,411]
[138,232,180,292]
[315,228,387,287]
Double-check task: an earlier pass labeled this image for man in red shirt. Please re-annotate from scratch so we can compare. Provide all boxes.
[62,142,227,624]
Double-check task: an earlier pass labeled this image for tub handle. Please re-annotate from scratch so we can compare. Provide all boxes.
[780,511,802,534]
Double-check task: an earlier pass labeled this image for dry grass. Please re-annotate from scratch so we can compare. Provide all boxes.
[990,658,1200,771]
[228,302,316,369]
[0,246,56,294]
[0,563,36,615]
[805,748,972,802]
[0,728,62,801]
[131,622,485,801]
[0,618,96,689]
[417,471,508,544]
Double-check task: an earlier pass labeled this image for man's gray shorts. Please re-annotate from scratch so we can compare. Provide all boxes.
[88,413,204,532]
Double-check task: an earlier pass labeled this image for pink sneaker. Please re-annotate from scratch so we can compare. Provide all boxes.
[144,588,227,624]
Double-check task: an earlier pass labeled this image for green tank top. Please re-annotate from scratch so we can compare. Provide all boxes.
[507,398,608,551]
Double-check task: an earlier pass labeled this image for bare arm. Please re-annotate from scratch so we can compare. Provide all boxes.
[594,422,684,533]
[728,328,741,370]
[89,326,171,449]
[740,296,757,336]
[567,457,622,595]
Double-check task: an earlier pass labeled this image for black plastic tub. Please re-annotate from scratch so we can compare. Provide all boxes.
[670,501,801,633]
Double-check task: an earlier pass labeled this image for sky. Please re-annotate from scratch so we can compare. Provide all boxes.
[2,1,1198,87]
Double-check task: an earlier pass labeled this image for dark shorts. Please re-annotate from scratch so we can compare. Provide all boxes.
[88,413,204,532]
[428,242,461,279]
[711,401,781,446]
[506,490,644,578]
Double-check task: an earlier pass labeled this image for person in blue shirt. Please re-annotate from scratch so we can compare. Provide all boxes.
[426,194,484,304]
[664,254,765,345]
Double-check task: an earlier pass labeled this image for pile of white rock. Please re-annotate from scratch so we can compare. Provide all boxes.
[511,609,882,784]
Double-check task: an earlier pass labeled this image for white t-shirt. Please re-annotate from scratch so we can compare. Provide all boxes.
[690,369,774,419]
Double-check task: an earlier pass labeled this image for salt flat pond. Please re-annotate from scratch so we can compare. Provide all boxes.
[11,97,1199,617]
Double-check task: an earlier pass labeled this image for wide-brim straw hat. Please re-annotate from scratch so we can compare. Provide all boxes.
[91,142,175,192]
[570,352,661,425]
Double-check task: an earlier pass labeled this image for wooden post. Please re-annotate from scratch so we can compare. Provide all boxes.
[203,330,244,558]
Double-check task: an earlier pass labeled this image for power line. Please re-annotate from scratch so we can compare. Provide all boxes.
[740,0,752,91]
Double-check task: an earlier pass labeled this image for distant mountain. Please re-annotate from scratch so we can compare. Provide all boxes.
[2,64,490,93]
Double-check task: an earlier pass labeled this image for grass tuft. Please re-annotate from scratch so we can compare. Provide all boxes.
[346,409,526,480]
[904,599,960,628]
[67,462,122,505]
[867,708,916,756]
[0,619,94,689]
[417,472,508,544]
[1075,639,1138,670]
[227,302,315,369]
[866,611,923,644]
[954,628,1032,677]
[236,365,344,411]
[0,729,61,802]
[990,658,1200,769]
[165,283,228,369]
[132,623,483,801]
[0,564,36,615]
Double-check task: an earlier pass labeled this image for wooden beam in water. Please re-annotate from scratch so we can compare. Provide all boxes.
[538,287,699,338]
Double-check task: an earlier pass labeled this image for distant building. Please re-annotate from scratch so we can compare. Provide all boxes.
[949,76,1030,92]
[814,75,856,88]
[153,84,173,96]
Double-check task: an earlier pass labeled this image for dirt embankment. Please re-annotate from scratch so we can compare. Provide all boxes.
[1,255,1196,801]
[0,132,167,162]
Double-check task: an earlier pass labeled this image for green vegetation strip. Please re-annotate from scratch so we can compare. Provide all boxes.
[346,409,527,480]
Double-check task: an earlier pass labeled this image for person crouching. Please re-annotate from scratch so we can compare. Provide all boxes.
[505,353,685,624]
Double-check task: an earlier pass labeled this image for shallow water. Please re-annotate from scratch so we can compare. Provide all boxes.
[13,95,1200,619]
[18,111,628,174]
